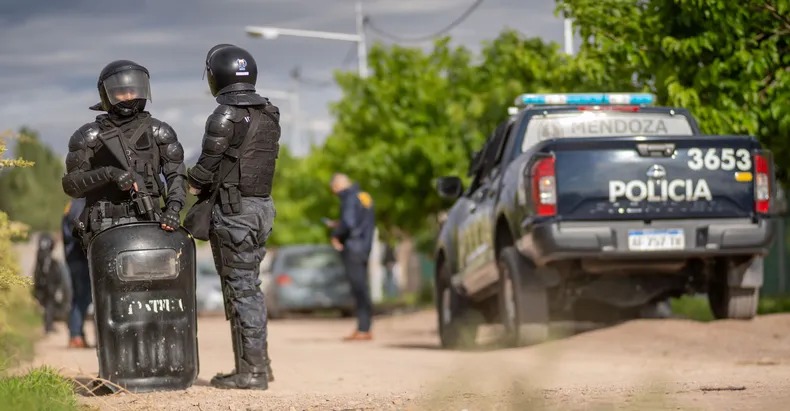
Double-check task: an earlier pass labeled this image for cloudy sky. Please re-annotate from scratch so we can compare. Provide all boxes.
[0,0,567,160]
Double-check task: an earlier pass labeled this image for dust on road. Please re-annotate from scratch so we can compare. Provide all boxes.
[21,310,790,410]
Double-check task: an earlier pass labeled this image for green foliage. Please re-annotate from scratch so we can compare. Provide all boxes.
[558,0,790,180]
[670,294,790,321]
[0,136,37,370]
[267,145,335,246]
[265,2,790,248]
[0,135,79,411]
[274,30,606,248]
[758,294,790,314]
[0,367,80,411]
[669,296,715,322]
[0,128,69,232]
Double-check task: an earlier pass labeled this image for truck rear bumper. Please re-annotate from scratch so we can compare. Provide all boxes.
[518,217,775,266]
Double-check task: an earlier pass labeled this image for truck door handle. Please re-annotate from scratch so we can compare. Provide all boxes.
[637,143,676,157]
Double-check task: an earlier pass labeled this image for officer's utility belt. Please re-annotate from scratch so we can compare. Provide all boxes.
[89,199,158,225]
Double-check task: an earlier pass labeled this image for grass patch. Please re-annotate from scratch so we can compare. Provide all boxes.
[670,295,714,322]
[758,295,790,314]
[0,366,81,411]
[671,294,790,322]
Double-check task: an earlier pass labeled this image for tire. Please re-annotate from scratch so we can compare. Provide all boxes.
[498,246,550,347]
[708,282,759,320]
[436,264,480,349]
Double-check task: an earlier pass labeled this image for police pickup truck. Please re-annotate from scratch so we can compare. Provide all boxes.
[434,92,778,348]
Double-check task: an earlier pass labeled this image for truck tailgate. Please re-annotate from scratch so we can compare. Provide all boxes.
[552,136,760,221]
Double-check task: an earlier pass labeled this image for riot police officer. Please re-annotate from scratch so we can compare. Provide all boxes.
[61,60,187,240]
[32,232,63,334]
[187,44,280,390]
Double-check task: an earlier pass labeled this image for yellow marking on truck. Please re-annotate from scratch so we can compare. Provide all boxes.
[735,172,753,182]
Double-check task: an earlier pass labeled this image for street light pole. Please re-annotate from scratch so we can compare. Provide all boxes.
[563,18,574,55]
[245,0,369,78]
[355,0,369,78]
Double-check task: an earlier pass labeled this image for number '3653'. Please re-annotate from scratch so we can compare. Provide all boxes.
[687,148,751,171]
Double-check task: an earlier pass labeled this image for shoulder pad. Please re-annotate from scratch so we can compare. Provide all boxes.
[215,104,247,121]
[150,119,178,145]
[162,141,185,162]
[205,105,238,138]
[68,123,100,151]
[264,103,280,122]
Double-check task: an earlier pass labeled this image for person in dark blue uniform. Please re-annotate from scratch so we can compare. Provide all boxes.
[326,173,376,341]
[62,198,93,348]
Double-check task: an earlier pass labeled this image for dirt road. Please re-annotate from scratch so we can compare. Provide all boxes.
[23,310,790,410]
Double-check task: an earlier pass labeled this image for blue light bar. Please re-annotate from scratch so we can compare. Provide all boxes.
[515,93,656,106]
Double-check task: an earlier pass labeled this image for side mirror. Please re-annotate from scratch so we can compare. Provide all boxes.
[437,176,463,199]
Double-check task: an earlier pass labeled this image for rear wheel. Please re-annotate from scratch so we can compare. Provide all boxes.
[436,264,480,349]
[708,282,759,320]
[498,247,550,347]
[708,259,760,320]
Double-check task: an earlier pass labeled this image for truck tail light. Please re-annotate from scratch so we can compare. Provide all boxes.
[531,157,556,216]
[754,153,770,214]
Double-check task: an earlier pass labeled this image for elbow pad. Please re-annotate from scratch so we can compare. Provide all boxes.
[187,164,214,187]
[62,167,112,198]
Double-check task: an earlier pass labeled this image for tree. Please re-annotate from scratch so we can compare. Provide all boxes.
[558,0,790,179]
[266,145,336,246]
[270,29,628,250]
[0,129,69,232]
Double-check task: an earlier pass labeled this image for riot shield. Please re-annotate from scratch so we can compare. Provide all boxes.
[87,221,198,393]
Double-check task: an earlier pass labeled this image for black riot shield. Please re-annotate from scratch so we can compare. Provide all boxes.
[87,221,198,393]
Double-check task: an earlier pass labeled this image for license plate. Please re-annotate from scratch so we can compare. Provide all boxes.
[627,229,685,251]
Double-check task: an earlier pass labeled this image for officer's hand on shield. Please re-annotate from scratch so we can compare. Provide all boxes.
[160,203,181,232]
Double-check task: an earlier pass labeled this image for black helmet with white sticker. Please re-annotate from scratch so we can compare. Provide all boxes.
[204,44,258,97]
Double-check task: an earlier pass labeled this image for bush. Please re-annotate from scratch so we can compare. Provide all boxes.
[0,130,80,410]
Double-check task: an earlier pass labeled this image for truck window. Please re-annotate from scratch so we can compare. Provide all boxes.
[521,111,694,152]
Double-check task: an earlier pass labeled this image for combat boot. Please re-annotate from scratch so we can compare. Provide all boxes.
[210,359,268,390]
[263,343,274,382]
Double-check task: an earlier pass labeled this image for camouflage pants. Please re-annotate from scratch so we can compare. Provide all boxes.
[209,196,275,371]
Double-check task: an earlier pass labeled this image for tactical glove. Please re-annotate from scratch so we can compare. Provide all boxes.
[160,203,182,231]
[106,167,135,191]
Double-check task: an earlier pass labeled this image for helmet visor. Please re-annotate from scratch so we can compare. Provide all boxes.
[102,70,152,105]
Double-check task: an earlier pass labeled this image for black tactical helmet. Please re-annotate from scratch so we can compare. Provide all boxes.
[204,44,257,97]
[90,60,152,114]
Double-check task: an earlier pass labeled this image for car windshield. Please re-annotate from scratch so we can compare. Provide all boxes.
[280,248,342,270]
[522,111,694,151]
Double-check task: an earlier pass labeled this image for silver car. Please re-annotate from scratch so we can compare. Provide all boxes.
[262,244,355,318]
